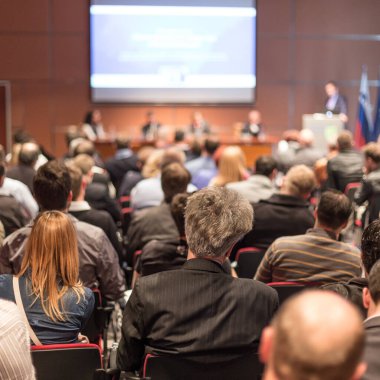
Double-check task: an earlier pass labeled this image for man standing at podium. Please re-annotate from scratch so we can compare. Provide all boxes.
[325,81,348,123]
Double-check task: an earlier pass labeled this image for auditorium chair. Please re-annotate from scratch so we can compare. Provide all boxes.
[268,281,319,304]
[235,247,265,279]
[31,343,119,380]
[344,182,360,202]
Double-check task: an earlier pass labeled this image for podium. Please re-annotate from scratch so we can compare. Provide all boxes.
[302,114,344,153]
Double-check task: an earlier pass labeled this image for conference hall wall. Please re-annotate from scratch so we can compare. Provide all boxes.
[0,0,380,155]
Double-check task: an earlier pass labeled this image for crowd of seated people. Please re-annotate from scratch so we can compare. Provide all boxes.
[1,125,380,379]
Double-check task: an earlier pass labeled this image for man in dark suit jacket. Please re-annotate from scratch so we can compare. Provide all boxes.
[362,261,380,380]
[117,187,279,372]
[325,81,348,116]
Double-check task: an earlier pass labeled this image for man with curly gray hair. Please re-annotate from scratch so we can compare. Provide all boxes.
[118,187,279,373]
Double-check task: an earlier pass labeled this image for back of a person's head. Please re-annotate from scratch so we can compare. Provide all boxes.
[174,130,185,143]
[115,136,131,150]
[160,147,186,169]
[141,149,164,178]
[337,131,353,151]
[66,163,83,201]
[72,154,95,176]
[283,165,316,198]
[13,129,32,144]
[204,137,220,156]
[266,290,365,380]
[18,211,83,322]
[317,190,352,230]
[161,162,190,203]
[299,129,315,147]
[361,220,380,275]
[215,146,246,186]
[0,144,5,163]
[363,142,380,164]
[33,160,71,211]
[185,187,253,258]
[0,162,5,182]
[18,142,40,167]
[73,140,95,157]
[255,156,277,177]
[368,260,380,306]
[170,193,191,237]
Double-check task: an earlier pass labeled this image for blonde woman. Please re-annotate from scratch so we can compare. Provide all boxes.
[209,146,249,187]
[0,211,94,345]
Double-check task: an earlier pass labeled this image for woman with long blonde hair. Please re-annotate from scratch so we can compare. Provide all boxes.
[0,211,94,344]
[209,146,249,187]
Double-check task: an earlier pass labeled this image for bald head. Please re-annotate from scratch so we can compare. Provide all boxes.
[19,142,40,167]
[261,290,365,380]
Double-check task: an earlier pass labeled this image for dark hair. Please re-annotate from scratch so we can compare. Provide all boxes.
[368,260,380,304]
[174,130,185,143]
[170,193,191,237]
[361,220,380,274]
[161,163,191,203]
[337,131,353,151]
[0,162,5,177]
[204,138,220,156]
[19,143,40,167]
[317,190,352,229]
[13,129,32,144]
[33,161,71,211]
[0,145,5,162]
[255,156,277,177]
[326,80,338,88]
[160,148,185,170]
[115,137,131,150]
[83,111,93,125]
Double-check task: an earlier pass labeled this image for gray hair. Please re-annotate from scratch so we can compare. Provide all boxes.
[185,187,253,258]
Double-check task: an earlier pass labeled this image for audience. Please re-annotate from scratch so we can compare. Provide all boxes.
[209,145,249,187]
[259,290,366,380]
[0,221,4,247]
[235,164,316,251]
[6,142,39,192]
[0,163,28,236]
[354,142,380,224]
[0,160,125,301]
[0,211,94,344]
[0,299,36,379]
[117,187,278,372]
[227,155,277,203]
[327,131,363,192]
[362,260,380,380]
[292,129,324,168]
[255,190,361,284]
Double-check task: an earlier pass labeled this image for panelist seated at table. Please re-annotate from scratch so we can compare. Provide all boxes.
[141,111,161,141]
[189,111,210,137]
[241,110,263,138]
[82,109,106,141]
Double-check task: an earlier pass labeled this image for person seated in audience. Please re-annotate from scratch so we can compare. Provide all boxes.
[6,142,39,192]
[127,162,191,259]
[241,109,263,138]
[185,136,220,189]
[131,147,196,210]
[0,221,4,247]
[323,219,380,317]
[0,145,38,220]
[292,129,324,168]
[0,160,125,301]
[141,110,161,141]
[354,142,380,224]
[0,163,28,236]
[0,211,94,344]
[0,299,36,379]
[104,136,138,192]
[235,165,316,252]
[227,155,277,204]
[209,145,249,187]
[275,129,300,173]
[188,111,210,137]
[72,153,121,223]
[67,163,124,264]
[117,187,278,372]
[82,109,106,141]
[172,129,191,157]
[327,131,363,192]
[259,290,366,380]
[255,190,361,284]
[362,261,380,380]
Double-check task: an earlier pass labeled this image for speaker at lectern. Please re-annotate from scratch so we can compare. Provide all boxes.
[302,113,344,154]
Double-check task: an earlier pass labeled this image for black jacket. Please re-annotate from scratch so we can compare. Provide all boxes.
[363,315,380,380]
[105,152,138,192]
[0,194,28,237]
[117,258,278,371]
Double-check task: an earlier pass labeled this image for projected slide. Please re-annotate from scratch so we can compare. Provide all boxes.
[90,1,256,103]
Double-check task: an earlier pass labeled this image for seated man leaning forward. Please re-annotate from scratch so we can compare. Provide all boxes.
[117,187,279,372]
[255,190,361,285]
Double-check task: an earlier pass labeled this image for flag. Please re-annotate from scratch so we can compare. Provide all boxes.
[355,66,373,147]
[372,67,380,142]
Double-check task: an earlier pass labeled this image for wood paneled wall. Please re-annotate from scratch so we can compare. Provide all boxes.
[1,0,380,156]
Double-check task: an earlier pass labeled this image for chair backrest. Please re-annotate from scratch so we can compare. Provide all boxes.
[344,182,360,201]
[31,344,103,380]
[268,281,318,304]
[236,247,265,279]
[143,352,263,380]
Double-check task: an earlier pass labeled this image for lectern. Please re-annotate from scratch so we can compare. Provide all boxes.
[302,114,344,153]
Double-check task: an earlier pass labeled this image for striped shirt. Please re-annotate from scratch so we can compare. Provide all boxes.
[0,299,35,380]
[254,228,361,285]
